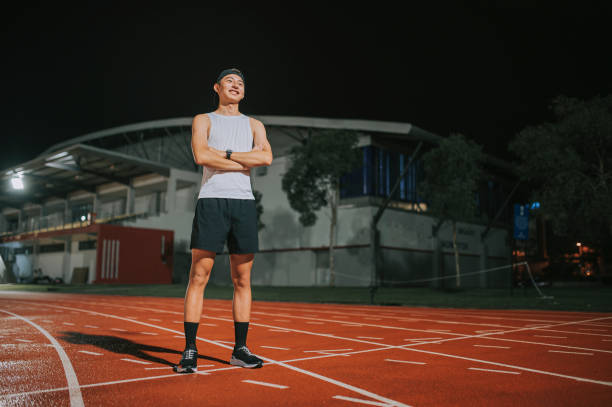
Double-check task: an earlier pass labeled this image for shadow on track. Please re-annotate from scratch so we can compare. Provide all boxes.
[58,331,228,366]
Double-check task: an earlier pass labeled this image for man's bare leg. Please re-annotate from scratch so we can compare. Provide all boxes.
[230,253,254,322]
[184,249,215,322]
[175,249,215,373]
[229,253,262,368]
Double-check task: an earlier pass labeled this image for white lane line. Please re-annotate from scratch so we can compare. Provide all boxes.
[384,359,426,365]
[261,346,290,350]
[306,321,324,324]
[473,345,511,349]
[304,348,353,353]
[15,338,34,343]
[274,319,290,322]
[140,332,158,335]
[468,367,520,375]
[402,347,611,386]
[121,358,152,365]
[43,300,612,390]
[269,329,290,332]
[148,318,162,322]
[200,323,217,327]
[548,350,594,356]
[111,328,127,332]
[78,350,103,356]
[173,335,184,339]
[603,339,612,342]
[357,336,384,340]
[0,309,85,407]
[173,321,182,323]
[42,320,54,323]
[332,395,391,406]
[63,322,75,326]
[404,337,442,341]
[242,379,288,389]
[84,325,99,329]
[35,302,410,407]
[341,323,363,327]
[534,335,567,339]
[578,328,607,332]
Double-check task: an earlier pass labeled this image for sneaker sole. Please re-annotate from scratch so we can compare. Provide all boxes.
[230,356,263,369]
[173,365,197,373]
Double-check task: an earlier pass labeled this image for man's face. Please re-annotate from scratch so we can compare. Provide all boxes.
[214,74,245,104]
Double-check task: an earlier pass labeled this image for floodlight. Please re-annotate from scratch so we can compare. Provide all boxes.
[80,215,86,221]
[11,176,24,190]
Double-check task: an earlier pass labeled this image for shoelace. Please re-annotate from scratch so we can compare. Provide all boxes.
[184,349,196,359]
[238,346,252,356]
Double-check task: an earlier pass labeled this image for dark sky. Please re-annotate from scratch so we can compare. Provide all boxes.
[2,2,611,169]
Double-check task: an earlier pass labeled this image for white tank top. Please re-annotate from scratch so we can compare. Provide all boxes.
[197,112,255,200]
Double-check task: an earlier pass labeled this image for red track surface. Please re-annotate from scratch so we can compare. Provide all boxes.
[1,291,611,406]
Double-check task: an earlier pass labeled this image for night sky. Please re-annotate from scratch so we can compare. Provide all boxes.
[2,2,611,169]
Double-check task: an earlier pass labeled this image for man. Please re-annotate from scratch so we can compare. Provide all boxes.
[174,68,273,373]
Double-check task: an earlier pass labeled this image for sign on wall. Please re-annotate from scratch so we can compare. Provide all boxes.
[513,204,529,240]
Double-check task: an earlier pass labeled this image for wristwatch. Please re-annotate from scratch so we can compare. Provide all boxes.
[226,149,233,159]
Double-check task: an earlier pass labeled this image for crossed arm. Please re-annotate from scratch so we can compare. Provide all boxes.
[191,114,273,171]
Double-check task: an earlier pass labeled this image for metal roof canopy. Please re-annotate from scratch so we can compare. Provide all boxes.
[2,144,172,210]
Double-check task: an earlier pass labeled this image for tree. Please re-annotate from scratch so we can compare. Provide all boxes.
[253,190,265,231]
[281,130,360,286]
[509,95,612,252]
[419,134,483,287]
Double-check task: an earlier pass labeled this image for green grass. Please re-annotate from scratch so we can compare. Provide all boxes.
[1,283,611,312]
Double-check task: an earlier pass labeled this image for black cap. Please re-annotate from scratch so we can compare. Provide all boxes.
[216,68,245,84]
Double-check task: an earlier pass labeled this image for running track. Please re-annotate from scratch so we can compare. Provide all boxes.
[1,291,611,406]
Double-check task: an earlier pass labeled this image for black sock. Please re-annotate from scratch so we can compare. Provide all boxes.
[184,322,199,348]
[234,321,249,349]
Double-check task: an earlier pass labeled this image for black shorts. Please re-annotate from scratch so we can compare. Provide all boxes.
[190,198,259,254]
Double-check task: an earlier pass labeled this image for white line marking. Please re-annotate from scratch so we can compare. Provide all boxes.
[534,335,567,339]
[84,325,99,329]
[473,345,511,349]
[603,339,612,342]
[63,322,75,326]
[274,319,290,322]
[200,323,217,327]
[31,302,410,406]
[173,335,184,339]
[306,321,324,324]
[341,323,363,327]
[121,358,152,365]
[357,336,383,340]
[173,320,182,323]
[140,332,158,335]
[269,329,290,332]
[111,328,127,332]
[578,328,607,332]
[468,367,520,375]
[548,350,593,355]
[15,338,34,343]
[33,299,612,392]
[261,346,290,350]
[304,348,353,353]
[78,350,103,356]
[42,320,53,323]
[0,309,85,407]
[148,318,162,322]
[242,379,288,389]
[384,359,426,365]
[144,367,172,370]
[404,337,442,341]
[332,395,391,406]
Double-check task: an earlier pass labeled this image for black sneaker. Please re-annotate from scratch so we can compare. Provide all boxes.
[173,345,197,373]
[230,346,263,368]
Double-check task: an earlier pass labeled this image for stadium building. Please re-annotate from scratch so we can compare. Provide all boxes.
[0,116,516,288]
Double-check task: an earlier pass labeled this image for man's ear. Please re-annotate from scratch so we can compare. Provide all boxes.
[213,83,220,94]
